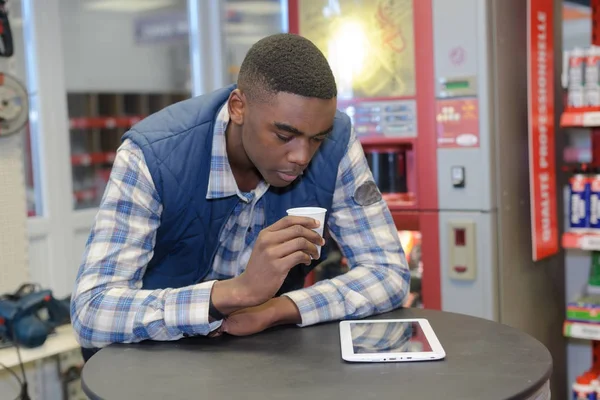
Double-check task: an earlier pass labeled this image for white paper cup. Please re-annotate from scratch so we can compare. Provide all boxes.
[286,207,327,258]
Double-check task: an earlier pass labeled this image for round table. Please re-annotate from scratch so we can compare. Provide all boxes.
[81,308,552,400]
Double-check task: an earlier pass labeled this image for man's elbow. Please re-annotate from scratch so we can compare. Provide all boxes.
[387,266,412,310]
[70,293,110,349]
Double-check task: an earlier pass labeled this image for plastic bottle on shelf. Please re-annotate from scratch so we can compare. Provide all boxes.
[569,47,587,109]
[586,46,600,107]
[570,169,591,231]
[573,374,597,399]
[589,169,600,231]
[587,369,600,383]
[588,252,600,296]
[588,371,600,399]
[592,373,600,397]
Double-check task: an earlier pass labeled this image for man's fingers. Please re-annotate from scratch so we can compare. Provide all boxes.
[274,237,319,261]
[280,250,313,270]
[266,224,324,246]
[266,215,320,232]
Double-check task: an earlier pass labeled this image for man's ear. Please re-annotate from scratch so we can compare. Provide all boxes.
[228,89,245,125]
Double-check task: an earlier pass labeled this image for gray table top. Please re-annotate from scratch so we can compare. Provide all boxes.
[81,308,552,400]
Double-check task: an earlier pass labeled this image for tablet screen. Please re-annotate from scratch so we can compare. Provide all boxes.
[350,321,433,354]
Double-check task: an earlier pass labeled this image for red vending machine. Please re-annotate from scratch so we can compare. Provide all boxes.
[288,0,440,310]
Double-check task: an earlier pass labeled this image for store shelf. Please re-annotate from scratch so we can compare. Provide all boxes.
[564,147,592,163]
[71,152,116,166]
[562,231,600,250]
[70,116,145,129]
[561,109,600,127]
[73,188,98,202]
[564,320,600,341]
[67,92,189,210]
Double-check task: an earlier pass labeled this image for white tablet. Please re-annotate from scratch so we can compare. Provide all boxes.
[339,318,446,363]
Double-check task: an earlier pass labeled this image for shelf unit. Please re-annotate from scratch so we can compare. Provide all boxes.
[563,231,600,250]
[565,321,600,341]
[560,109,600,127]
[561,4,600,385]
[67,92,189,210]
[561,31,600,379]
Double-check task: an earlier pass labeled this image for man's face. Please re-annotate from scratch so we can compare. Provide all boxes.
[233,91,337,187]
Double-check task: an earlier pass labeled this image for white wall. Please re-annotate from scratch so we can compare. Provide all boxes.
[58,2,189,93]
[0,2,29,294]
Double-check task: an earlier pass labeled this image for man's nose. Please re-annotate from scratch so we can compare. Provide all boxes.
[288,141,311,167]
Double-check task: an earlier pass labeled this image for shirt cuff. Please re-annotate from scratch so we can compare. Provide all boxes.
[283,284,345,327]
[164,280,217,336]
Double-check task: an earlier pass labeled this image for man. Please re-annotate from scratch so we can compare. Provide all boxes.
[70,33,410,359]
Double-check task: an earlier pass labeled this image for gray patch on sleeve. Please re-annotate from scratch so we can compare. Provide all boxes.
[353,181,383,206]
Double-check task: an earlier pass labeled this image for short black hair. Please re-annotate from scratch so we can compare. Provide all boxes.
[237,33,337,102]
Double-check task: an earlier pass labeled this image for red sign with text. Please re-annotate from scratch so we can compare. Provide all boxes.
[527,0,558,261]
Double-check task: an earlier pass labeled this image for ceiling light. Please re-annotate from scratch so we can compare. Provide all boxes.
[226,1,281,15]
[84,0,178,13]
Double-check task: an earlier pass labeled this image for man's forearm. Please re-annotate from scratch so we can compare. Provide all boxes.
[268,296,302,327]
[71,282,219,348]
[211,276,302,325]
[283,262,410,327]
[210,277,256,317]
[219,295,302,336]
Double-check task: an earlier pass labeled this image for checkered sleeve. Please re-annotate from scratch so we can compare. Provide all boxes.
[284,130,411,326]
[70,139,220,349]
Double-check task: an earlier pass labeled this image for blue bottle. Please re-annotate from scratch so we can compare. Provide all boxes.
[570,170,591,231]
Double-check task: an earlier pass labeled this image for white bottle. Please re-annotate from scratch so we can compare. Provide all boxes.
[586,46,600,107]
[573,374,596,399]
[569,47,586,108]
[593,374,600,399]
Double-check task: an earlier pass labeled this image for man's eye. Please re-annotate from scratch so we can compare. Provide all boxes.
[312,136,327,143]
[276,133,292,142]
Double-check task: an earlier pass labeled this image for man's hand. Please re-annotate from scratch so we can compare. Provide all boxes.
[239,215,324,305]
[215,296,302,337]
[211,216,323,316]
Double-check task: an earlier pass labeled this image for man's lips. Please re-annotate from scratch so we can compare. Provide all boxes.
[277,171,302,182]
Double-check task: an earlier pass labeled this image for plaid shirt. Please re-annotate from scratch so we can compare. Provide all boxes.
[71,103,410,349]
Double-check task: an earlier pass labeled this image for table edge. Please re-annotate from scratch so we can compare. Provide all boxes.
[82,375,103,400]
[80,308,554,400]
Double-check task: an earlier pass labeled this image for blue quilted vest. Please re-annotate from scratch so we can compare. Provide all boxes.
[123,85,351,295]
